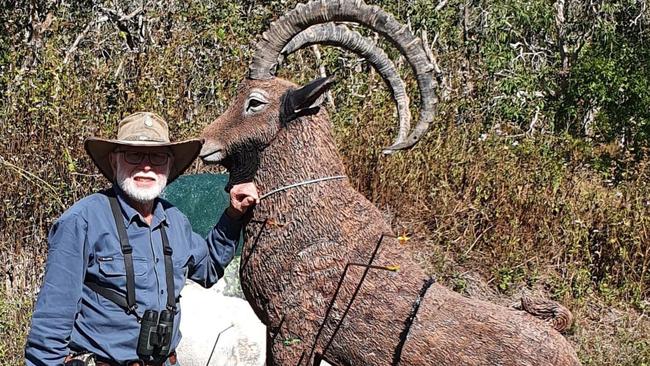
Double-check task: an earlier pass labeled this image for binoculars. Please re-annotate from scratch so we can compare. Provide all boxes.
[137,309,174,362]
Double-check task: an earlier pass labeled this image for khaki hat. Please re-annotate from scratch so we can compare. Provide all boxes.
[84,112,203,183]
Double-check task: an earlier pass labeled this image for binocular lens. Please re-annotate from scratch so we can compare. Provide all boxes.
[137,309,174,361]
[137,310,159,357]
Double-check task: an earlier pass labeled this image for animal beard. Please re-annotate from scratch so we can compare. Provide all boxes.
[115,166,168,204]
[223,141,261,192]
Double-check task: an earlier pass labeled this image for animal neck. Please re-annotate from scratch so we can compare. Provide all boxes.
[255,113,347,196]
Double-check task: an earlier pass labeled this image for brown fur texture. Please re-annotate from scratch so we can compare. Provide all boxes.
[200,78,581,365]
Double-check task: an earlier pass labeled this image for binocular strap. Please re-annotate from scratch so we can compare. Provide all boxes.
[84,189,177,316]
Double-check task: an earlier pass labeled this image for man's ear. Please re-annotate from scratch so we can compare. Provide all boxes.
[281,75,336,124]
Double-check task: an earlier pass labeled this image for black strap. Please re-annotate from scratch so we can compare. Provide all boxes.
[160,225,176,312]
[85,279,132,313]
[85,189,176,317]
[108,193,138,313]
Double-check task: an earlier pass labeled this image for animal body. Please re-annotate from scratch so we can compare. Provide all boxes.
[200,1,581,365]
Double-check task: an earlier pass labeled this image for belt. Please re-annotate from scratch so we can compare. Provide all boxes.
[66,352,177,366]
[97,353,177,366]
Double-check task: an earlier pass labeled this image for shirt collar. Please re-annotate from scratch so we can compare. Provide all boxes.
[151,199,167,228]
[112,185,168,228]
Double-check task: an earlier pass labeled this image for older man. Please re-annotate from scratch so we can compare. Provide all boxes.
[25,112,258,366]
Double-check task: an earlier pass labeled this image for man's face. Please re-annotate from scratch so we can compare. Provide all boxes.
[110,146,173,204]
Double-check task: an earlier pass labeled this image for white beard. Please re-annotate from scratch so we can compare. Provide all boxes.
[116,166,168,204]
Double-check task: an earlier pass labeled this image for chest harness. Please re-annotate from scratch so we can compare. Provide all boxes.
[84,190,176,362]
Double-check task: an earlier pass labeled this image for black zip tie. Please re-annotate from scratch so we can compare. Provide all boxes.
[392,277,436,365]
[270,315,286,345]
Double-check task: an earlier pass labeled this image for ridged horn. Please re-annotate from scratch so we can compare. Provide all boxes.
[281,23,411,146]
[249,0,436,152]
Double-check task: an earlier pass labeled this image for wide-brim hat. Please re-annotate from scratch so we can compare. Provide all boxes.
[84,112,203,184]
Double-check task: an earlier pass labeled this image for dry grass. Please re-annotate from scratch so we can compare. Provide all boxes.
[332,91,649,364]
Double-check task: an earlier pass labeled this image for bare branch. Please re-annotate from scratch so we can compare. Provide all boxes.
[554,0,569,71]
[121,7,144,22]
[583,104,600,139]
[421,29,450,102]
[632,0,646,26]
[6,9,56,96]
[435,0,448,12]
[528,106,541,135]
[114,58,124,79]
[98,4,145,51]
[63,16,109,65]
[99,5,143,22]
[310,45,335,109]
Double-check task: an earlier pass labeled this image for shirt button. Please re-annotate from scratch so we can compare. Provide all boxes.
[160,290,164,294]
[155,257,159,263]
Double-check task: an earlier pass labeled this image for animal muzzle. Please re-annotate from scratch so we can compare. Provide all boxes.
[199,143,226,164]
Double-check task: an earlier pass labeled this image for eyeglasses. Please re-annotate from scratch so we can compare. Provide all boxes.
[117,151,171,166]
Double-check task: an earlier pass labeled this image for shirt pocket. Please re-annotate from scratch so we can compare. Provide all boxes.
[95,256,152,309]
[98,256,149,277]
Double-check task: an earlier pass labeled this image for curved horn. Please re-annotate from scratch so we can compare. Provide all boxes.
[281,23,411,146]
[249,0,437,152]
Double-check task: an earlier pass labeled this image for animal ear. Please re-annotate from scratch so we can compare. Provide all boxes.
[281,75,336,123]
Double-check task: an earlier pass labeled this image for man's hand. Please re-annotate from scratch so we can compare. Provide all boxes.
[226,182,260,220]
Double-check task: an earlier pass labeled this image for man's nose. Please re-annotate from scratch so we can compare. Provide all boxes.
[138,157,153,170]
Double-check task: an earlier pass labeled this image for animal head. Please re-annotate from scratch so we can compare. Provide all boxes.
[200,0,438,185]
[201,76,336,164]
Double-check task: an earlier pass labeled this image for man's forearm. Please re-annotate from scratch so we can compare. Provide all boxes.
[189,211,243,288]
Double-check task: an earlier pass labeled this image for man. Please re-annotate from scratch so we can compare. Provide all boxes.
[25,112,258,365]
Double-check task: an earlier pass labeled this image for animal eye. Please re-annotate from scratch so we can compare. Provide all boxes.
[247,99,266,110]
[245,91,269,114]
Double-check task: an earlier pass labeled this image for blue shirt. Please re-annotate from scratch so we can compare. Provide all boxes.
[25,186,242,365]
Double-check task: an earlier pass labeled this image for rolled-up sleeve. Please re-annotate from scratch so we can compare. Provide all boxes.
[25,213,88,366]
[186,210,242,288]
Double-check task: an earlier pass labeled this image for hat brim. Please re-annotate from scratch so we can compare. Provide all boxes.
[84,137,204,184]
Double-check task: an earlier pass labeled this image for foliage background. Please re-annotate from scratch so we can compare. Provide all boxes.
[1,0,648,364]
